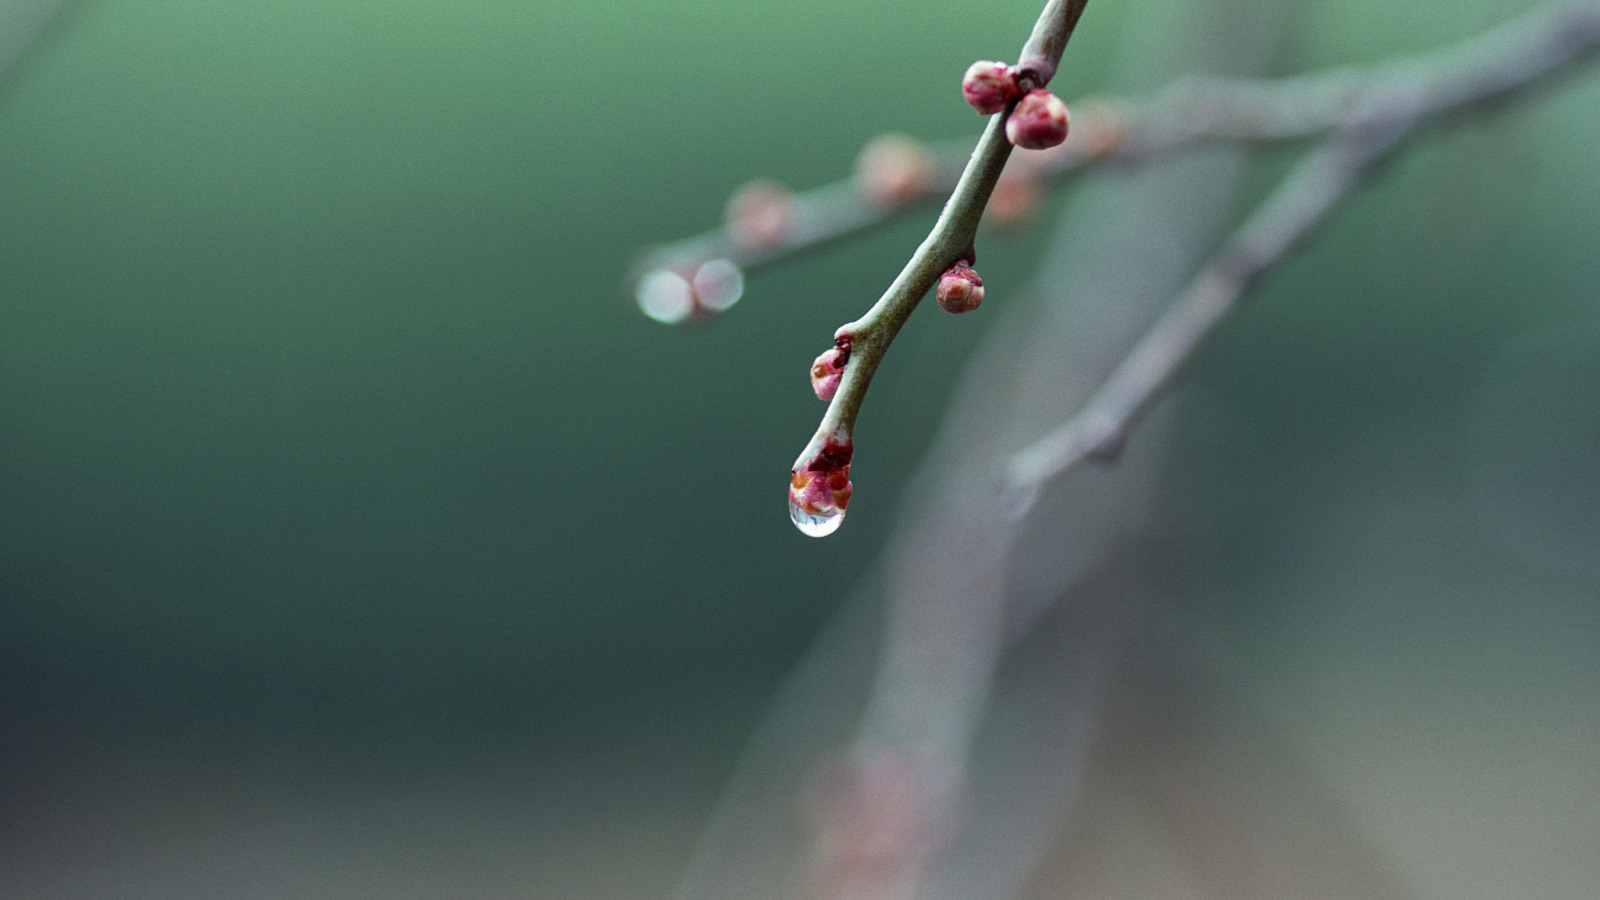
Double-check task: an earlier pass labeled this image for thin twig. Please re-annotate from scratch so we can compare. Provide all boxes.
[1005,0,1600,510]
[787,0,1091,494]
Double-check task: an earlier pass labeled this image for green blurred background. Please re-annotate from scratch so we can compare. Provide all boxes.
[0,0,1595,897]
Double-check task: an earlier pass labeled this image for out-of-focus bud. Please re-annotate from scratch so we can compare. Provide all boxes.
[725,178,797,249]
[854,133,935,209]
[961,60,1019,115]
[936,261,984,314]
[802,749,952,898]
[692,258,744,312]
[986,164,1041,228]
[635,258,745,325]
[809,335,851,401]
[1068,97,1131,159]
[1005,89,1070,150]
[635,267,696,324]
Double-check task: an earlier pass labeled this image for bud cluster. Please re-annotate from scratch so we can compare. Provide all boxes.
[961,60,1070,151]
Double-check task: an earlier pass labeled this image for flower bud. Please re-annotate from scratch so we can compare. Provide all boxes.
[1005,89,1069,150]
[810,345,846,401]
[961,60,1018,115]
[854,133,935,209]
[635,258,744,325]
[986,166,1040,228]
[635,267,696,324]
[936,262,984,314]
[1070,97,1131,159]
[725,179,796,249]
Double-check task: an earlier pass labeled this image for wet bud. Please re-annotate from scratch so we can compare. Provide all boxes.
[936,262,984,314]
[725,179,796,249]
[789,437,853,537]
[809,335,850,401]
[1005,89,1070,150]
[961,60,1018,115]
[854,133,935,209]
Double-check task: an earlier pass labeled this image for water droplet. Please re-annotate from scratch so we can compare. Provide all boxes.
[693,258,744,311]
[789,441,853,538]
[636,268,694,324]
[790,496,845,537]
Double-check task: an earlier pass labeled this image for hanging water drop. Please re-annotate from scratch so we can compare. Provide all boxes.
[787,449,853,538]
[790,496,846,537]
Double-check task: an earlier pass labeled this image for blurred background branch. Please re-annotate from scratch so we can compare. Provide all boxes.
[1011,0,1600,509]
[0,2,1596,899]
[671,2,1600,898]
[0,0,74,89]
[632,1,1600,316]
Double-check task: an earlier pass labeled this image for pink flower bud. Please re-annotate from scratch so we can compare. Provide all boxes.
[936,262,984,314]
[1005,89,1069,150]
[986,166,1040,228]
[854,133,935,209]
[725,179,796,249]
[802,749,950,889]
[1071,97,1131,158]
[810,337,849,401]
[961,60,1019,115]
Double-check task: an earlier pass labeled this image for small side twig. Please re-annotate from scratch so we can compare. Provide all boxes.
[630,2,1600,295]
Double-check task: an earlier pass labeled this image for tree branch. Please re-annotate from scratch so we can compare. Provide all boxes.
[1005,0,1600,510]
[629,1,1600,295]
[784,0,1091,536]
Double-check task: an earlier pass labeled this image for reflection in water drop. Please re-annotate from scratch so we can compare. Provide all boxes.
[788,450,852,538]
[790,499,845,537]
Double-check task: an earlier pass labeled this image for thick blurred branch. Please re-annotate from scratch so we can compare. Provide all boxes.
[1007,0,1600,507]
[0,0,75,93]
[1005,131,1403,512]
